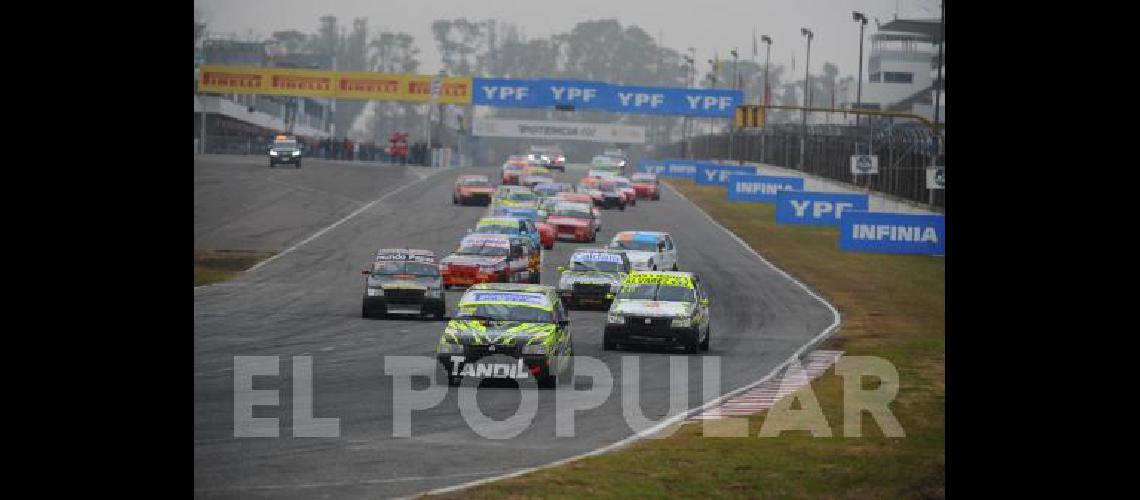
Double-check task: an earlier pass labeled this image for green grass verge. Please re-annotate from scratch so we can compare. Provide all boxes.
[194,249,273,287]
[434,179,945,499]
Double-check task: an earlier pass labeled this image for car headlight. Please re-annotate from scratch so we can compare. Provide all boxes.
[521,344,546,355]
[269,150,279,156]
[607,313,625,324]
[292,150,301,156]
[437,342,464,354]
[671,317,692,328]
[367,288,383,296]
[425,288,442,298]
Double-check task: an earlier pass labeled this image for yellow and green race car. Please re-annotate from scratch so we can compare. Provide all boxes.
[436,283,573,388]
[604,270,711,353]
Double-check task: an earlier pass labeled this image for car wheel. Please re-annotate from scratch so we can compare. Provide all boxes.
[269,161,275,168]
[653,194,660,200]
[448,376,463,387]
[296,161,301,169]
[361,304,371,318]
[533,272,541,284]
[443,283,451,290]
[544,243,553,250]
[672,263,679,271]
[452,196,458,205]
[603,334,616,351]
[538,374,557,389]
[683,335,700,354]
[700,326,710,351]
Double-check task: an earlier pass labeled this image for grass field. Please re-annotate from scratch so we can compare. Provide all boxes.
[436,179,945,499]
[194,249,273,287]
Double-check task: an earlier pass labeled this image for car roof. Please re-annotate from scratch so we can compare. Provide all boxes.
[615,230,668,240]
[571,248,627,256]
[458,174,488,179]
[479,215,524,223]
[627,270,693,278]
[375,248,434,256]
[462,233,512,243]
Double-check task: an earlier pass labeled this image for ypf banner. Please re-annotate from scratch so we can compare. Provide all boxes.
[472,78,743,118]
[775,191,870,226]
[840,212,945,255]
[695,162,758,186]
[726,175,805,202]
[471,117,646,144]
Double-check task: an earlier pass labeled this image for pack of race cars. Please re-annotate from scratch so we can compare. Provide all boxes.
[359,149,706,387]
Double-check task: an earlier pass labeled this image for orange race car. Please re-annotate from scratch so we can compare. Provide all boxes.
[452,174,495,206]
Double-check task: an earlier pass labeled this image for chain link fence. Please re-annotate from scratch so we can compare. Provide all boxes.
[665,121,944,208]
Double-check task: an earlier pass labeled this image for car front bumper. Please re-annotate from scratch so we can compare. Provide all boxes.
[362,295,445,316]
[604,320,699,348]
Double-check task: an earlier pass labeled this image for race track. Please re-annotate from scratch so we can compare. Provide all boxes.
[193,154,835,499]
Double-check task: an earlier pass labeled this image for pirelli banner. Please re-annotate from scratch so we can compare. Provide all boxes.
[197,65,472,104]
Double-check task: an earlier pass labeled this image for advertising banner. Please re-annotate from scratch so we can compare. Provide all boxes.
[839,211,945,255]
[695,162,759,186]
[775,191,870,226]
[198,65,472,103]
[726,175,805,202]
[471,118,646,144]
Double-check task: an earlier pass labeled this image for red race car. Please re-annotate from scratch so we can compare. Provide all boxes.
[612,176,638,207]
[630,172,661,200]
[452,174,495,206]
[501,155,531,185]
[545,201,600,243]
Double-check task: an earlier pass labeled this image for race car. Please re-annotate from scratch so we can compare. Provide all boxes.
[556,248,632,309]
[603,270,710,353]
[474,215,545,251]
[590,155,626,176]
[485,208,555,250]
[611,176,638,207]
[491,185,540,210]
[520,166,554,188]
[593,179,627,210]
[501,156,531,184]
[268,136,302,168]
[532,182,574,200]
[453,174,495,206]
[607,231,678,271]
[436,283,573,388]
[630,172,661,200]
[545,201,600,243]
[529,146,566,171]
[553,192,602,229]
[361,249,446,319]
[440,234,538,288]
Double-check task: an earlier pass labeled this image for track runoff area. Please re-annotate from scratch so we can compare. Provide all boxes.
[193,156,839,498]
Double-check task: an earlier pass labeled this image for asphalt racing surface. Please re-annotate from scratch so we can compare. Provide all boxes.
[193,155,835,499]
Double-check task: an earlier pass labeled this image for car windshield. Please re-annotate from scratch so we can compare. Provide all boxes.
[616,283,694,302]
[456,303,553,323]
[614,179,631,188]
[456,242,509,256]
[598,182,618,193]
[476,223,520,235]
[507,191,536,201]
[272,141,298,149]
[554,205,592,218]
[610,239,660,251]
[632,174,656,183]
[372,262,439,276]
[459,178,490,186]
[570,256,624,272]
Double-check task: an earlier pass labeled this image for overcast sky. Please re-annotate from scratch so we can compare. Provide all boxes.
[195,0,939,81]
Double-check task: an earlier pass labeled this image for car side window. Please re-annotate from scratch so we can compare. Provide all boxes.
[665,236,675,250]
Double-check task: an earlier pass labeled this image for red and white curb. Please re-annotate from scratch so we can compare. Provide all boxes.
[689,350,844,421]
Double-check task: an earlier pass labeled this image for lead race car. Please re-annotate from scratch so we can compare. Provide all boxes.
[360,249,446,319]
[436,284,573,388]
[556,248,632,309]
[604,270,711,353]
